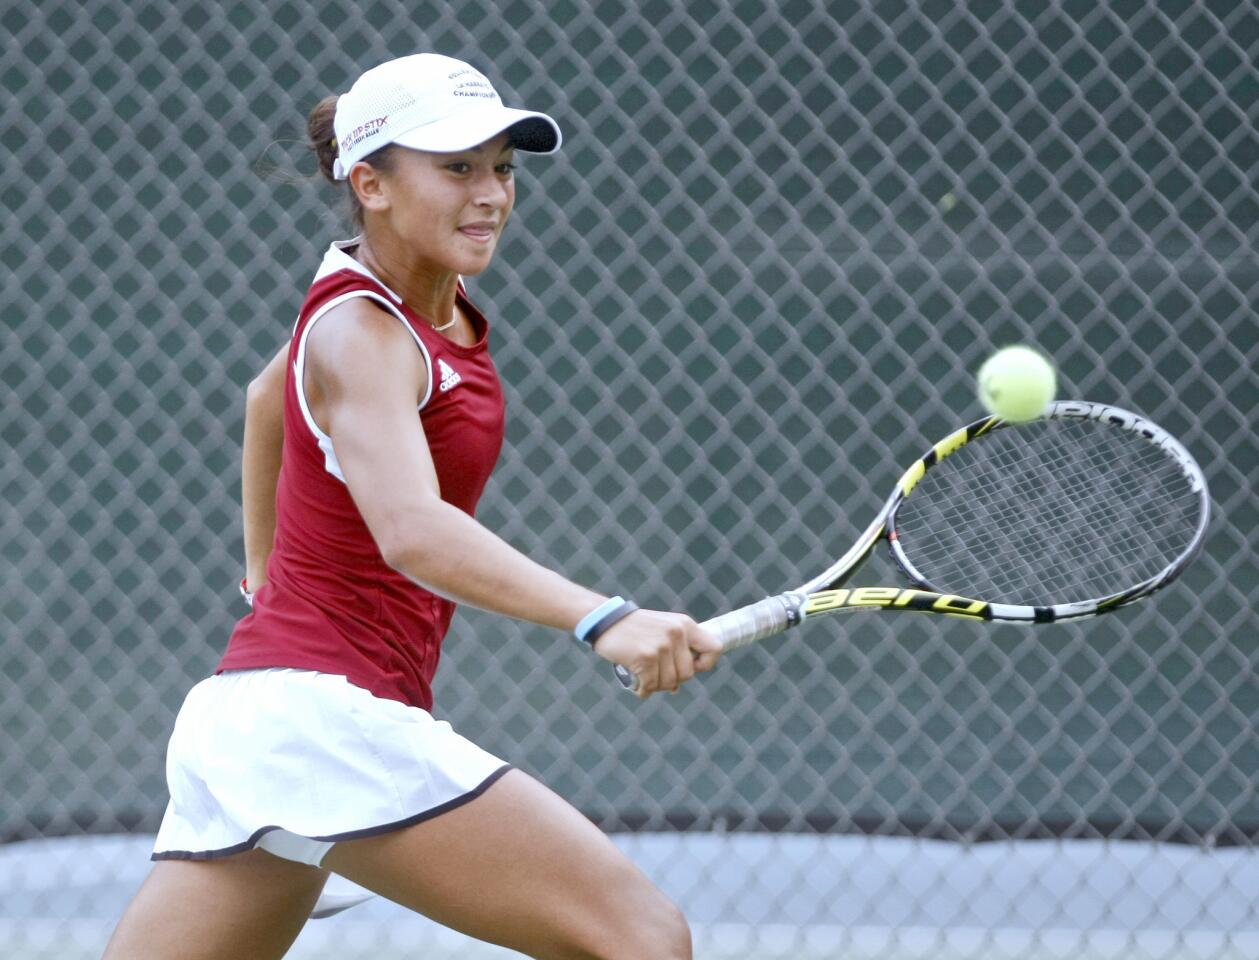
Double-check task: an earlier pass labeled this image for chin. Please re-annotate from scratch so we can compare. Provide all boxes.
[452,259,491,277]
[453,249,497,276]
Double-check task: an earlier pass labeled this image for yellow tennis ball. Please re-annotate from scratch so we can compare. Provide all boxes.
[977,346,1056,422]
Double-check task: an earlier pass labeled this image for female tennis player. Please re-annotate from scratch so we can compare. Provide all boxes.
[102,53,719,960]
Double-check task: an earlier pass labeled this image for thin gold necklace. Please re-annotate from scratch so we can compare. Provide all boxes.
[356,243,456,332]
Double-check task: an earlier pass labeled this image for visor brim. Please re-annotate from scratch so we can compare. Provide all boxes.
[392,108,561,155]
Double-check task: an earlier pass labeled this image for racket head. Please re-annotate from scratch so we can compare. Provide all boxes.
[884,401,1209,621]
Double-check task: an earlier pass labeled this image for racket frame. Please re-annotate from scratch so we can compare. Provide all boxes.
[881,400,1210,623]
[614,400,1210,687]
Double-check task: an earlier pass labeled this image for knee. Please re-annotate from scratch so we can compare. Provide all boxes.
[648,898,692,960]
[602,895,691,960]
[553,885,690,960]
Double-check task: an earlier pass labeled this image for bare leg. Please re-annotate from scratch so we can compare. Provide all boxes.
[101,848,328,960]
[323,769,690,960]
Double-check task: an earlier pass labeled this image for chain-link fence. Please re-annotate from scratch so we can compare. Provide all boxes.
[2,0,1257,956]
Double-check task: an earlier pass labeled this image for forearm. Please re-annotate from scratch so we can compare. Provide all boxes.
[241,377,285,587]
[384,501,725,697]
[380,499,605,631]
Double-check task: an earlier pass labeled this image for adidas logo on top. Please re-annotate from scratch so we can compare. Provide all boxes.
[438,358,462,392]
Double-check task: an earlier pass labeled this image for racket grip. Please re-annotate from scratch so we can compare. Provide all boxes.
[702,594,800,651]
[612,594,801,692]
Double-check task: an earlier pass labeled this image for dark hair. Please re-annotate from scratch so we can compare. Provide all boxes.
[307,94,399,230]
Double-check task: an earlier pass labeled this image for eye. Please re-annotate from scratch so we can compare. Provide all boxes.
[496,162,517,175]
[446,161,472,174]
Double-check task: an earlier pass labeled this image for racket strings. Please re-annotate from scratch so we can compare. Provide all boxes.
[979,437,1184,571]
[953,439,1189,595]
[945,443,1191,596]
[894,420,1201,604]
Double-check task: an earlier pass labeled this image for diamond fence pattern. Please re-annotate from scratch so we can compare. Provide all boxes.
[2,0,1257,953]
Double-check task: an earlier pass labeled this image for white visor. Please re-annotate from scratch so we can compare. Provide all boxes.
[331,54,561,180]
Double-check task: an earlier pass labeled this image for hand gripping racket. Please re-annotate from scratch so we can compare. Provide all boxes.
[614,400,1210,691]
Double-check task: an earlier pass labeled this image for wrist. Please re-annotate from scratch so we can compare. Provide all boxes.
[574,596,639,649]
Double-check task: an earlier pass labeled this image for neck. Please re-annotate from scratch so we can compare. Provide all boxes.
[354,235,459,331]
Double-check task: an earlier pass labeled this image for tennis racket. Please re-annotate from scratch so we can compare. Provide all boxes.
[614,400,1210,691]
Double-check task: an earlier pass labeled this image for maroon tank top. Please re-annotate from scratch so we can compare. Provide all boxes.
[219,240,505,709]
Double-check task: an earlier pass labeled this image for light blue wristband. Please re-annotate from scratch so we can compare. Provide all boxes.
[574,596,628,646]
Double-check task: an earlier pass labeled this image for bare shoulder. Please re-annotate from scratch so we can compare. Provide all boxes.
[305,297,426,401]
[307,296,418,359]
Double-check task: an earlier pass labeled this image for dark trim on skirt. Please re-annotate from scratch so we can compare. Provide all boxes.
[152,763,514,862]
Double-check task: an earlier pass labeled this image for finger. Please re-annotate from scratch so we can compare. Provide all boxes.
[656,635,680,694]
[634,656,659,700]
[674,629,696,685]
[692,651,719,673]
[691,627,723,673]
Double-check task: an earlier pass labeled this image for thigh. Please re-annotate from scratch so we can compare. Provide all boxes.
[322,769,689,960]
[102,848,328,960]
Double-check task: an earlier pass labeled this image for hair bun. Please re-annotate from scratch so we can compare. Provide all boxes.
[307,95,340,184]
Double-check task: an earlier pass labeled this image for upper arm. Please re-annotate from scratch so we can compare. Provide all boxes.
[303,300,440,558]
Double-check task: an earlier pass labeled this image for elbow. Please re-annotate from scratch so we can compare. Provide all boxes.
[378,538,414,573]
[378,538,440,584]
[246,371,281,408]
[374,505,445,577]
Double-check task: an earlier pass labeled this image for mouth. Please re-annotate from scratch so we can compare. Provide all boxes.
[457,223,497,243]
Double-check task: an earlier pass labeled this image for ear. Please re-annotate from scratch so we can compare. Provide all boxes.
[348,161,390,214]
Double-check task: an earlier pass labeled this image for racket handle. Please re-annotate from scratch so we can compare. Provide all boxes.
[703,593,801,651]
[612,594,802,692]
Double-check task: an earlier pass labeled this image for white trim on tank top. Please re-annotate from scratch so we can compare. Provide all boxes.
[315,238,407,294]
[292,290,434,483]
[316,237,465,309]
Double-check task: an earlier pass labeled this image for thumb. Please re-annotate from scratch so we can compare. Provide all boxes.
[689,624,723,673]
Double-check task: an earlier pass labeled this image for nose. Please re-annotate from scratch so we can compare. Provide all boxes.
[472,168,512,210]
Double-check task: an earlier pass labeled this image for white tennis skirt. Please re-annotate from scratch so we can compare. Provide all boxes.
[152,668,509,878]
